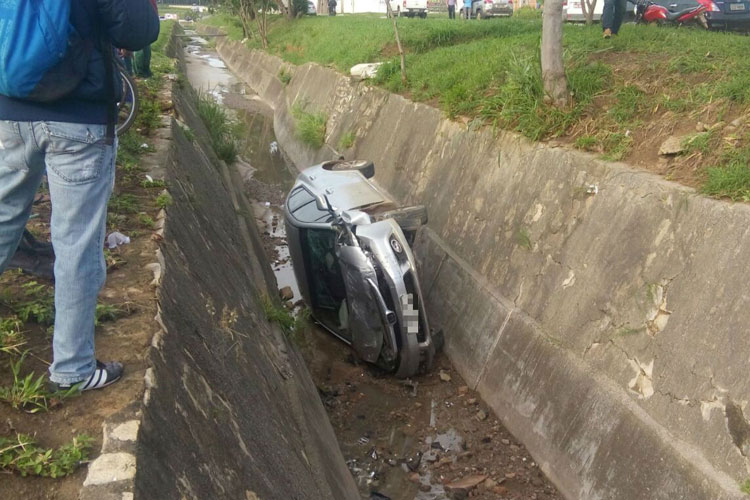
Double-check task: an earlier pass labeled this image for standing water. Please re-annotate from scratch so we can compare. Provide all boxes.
[182,31,561,500]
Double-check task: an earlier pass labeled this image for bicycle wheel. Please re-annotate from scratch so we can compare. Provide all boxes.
[116,69,139,136]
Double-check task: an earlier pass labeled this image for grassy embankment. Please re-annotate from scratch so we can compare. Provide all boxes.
[0,21,176,479]
[205,12,750,200]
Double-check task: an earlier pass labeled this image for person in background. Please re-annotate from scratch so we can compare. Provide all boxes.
[447,0,457,19]
[328,0,337,15]
[602,0,627,37]
[463,0,473,18]
[133,0,159,78]
[0,0,159,391]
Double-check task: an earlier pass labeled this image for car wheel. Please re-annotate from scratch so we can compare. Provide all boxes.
[476,9,482,19]
[321,159,375,179]
[397,7,402,16]
[378,205,428,233]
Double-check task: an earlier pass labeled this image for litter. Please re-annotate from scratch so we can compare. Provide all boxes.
[105,231,130,249]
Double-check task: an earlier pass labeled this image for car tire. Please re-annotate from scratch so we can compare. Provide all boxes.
[419,11,427,17]
[321,159,375,179]
[476,9,482,19]
[380,205,428,233]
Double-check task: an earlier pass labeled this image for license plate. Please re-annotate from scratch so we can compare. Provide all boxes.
[730,3,746,10]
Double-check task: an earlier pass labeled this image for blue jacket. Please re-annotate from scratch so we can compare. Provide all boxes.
[0,0,160,125]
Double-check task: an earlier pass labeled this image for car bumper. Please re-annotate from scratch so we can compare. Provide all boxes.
[485,6,513,15]
[705,11,750,30]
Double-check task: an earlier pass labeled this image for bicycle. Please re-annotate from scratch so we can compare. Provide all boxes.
[116,65,139,136]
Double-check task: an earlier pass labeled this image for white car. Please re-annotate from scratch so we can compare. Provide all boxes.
[389,0,428,17]
[307,0,317,14]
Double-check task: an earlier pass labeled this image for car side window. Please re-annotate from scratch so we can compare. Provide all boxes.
[301,228,348,334]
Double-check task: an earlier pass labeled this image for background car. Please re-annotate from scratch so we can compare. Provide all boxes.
[658,0,750,30]
[460,0,513,18]
[389,0,429,17]
[307,0,318,14]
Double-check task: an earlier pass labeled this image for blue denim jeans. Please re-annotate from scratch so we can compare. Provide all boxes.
[0,121,116,384]
[602,0,627,33]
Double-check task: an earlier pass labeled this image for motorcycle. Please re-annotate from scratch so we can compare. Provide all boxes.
[634,0,710,27]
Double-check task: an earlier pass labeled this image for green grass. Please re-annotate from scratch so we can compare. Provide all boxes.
[195,90,240,163]
[202,13,750,197]
[292,101,327,149]
[261,294,297,334]
[741,479,750,495]
[0,433,93,477]
[338,131,355,150]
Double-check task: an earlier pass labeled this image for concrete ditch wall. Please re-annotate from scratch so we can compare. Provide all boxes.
[134,30,359,500]
[210,30,750,499]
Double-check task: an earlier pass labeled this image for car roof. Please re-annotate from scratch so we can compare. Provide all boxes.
[294,163,387,211]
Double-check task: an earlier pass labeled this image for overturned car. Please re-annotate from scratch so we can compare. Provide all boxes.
[284,160,436,378]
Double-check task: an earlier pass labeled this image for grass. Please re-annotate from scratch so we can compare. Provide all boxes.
[339,131,356,150]
[203,13,750,199]
[156,192,173,209]
[195,90,240,163]
[292,101,327,149]
[0,433,93,477]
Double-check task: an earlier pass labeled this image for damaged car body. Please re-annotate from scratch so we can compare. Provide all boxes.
[284,160,436,378]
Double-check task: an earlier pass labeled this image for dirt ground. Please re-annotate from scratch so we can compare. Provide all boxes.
[0,118,167,498]
[300,329,562,500]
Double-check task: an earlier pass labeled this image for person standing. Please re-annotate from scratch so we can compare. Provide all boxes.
[133,0,159,78]
[602,0,627,37]
[463,0,473,18]
[447,0,456,19]
[0,0,159,391]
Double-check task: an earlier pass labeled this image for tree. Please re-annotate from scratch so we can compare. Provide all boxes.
[580,0,598,25]
[384,0,406,86]
[540,0,569,108]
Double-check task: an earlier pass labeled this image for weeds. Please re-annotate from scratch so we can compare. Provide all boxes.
[260,294,302,336]
[0,353,51,413]
[339,131,355,150]
[156,192,173,209]
[740,479,750,495]
[0,433,93,477]
[516,227,532,250]
[14,281,55,325]
[278,68,292,85]
[141,178,167,189]
[109,193,140,215]
[94,303,123,326]
[0,317,25,356]
[138,213,155,228]
[292,101,327,149]
[196,90,239,163]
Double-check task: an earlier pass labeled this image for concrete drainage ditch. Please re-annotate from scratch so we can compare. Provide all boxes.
[160,30,562,500]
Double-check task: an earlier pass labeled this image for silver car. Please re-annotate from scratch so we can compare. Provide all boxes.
[284,160,436,378]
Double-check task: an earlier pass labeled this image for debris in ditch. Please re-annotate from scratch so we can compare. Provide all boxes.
[586,184,599,195]
[106,231,131,249]
[269,141,279,154]
[279,286,294,301]
[369,492,391,500]
[429,399,437,428]
[400,378,418,397]
[476,409,488,421]
[358,436,370,445]
[445,474,487,493]
[439,370,451,382]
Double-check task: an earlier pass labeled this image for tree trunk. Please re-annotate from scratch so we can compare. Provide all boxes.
[384,1,407,86]
[541,0,569,108]
[584,0,597,25]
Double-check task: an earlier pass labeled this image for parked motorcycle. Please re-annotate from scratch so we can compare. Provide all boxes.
[634,0,710,27]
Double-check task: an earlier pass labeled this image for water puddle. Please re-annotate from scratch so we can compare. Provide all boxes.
[184,32,298,303]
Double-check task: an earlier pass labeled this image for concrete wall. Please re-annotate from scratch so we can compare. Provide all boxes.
[134,30,359,499]
[211,30,750,499]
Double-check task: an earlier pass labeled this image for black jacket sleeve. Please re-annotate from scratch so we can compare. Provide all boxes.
[96,0,160,51]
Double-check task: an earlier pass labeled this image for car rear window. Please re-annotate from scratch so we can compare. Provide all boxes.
[288,186,331,224]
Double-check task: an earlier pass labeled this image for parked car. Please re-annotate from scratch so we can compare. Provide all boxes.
[307,0,318,14]
[653,0,750,30]
[461,0,513,18]
[389,0,429,17]
[284,160,437,378]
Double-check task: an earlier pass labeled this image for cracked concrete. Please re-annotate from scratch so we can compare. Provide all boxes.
[209,30,750,499]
